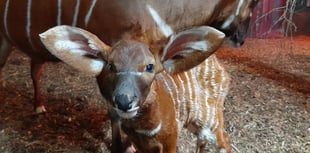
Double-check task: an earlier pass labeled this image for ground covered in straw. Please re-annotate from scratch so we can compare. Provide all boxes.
[0,37,309,153]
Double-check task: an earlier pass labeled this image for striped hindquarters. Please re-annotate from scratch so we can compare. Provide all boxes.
[157,55,230,132]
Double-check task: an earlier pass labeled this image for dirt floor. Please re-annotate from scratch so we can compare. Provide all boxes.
[0,37,309,153]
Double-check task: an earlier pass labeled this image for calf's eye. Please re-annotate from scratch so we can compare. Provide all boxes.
[145,64,154,73]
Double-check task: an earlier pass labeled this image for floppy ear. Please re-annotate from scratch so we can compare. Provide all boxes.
[160,26,225,73]
[39,25,111,77]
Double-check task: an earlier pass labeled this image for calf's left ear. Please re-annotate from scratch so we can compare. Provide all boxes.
[160,26,225,73]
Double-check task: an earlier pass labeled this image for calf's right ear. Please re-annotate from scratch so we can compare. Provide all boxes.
[39,25,112,77]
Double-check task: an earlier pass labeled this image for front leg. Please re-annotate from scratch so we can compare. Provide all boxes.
[110,109,123,153]
[110,110,135,153]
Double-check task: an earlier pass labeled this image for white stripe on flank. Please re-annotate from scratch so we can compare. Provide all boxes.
[166,74,180,119]
[216,58,229,98]
[197,62,209,126]
[209,106,216,131]
[146,4,173,38]
[184,71,194,118]
[160,75,176,107]
[4,0,12,42]
[84,0,97,27]
[203,59,210,81]
[191,67,201,121]
[177,74,187,119]
[72,0,81,27]
[210,59,218,98]
[202,60,212,128]
[57,0,62,25]
[208,59,218,130]
[26,0,35,50]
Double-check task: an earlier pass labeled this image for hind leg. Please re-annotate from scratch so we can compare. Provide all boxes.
[31,60,46,113]
[0,35,12,86]
[196,114,231,153]
[214,110,231,153]
[195,102,231,153]
[196,138,207,153]
[195,128,217,153]
[215,127,231,153]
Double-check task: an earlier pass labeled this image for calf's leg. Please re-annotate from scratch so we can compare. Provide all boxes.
[215,110,231,153]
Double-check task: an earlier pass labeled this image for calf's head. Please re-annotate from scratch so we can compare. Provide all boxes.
[39,25,225,119]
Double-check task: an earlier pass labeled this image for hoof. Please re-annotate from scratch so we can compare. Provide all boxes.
[0,78,6,88]
[35,106,47,114]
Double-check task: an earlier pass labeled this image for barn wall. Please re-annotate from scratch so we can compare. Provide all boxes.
[248,0,286,38]
[248,0,310,38]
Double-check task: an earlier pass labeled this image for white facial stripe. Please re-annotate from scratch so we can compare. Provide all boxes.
[84,0,97,27]
[146,4,173,37]
[235,0,245,15]
[186,40,209,51]
[57,0,62,25]
[136,121,162,136]
[116,71,142,76]
[221,0,245,29]
[221,14,235,29]
[26,0,36,50]
[72,0,81,27]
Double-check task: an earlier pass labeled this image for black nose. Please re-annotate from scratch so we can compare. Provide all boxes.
[114,94,133,112]
[231,33,245,47]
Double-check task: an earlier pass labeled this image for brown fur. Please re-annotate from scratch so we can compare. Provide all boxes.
[0,0,257,113]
